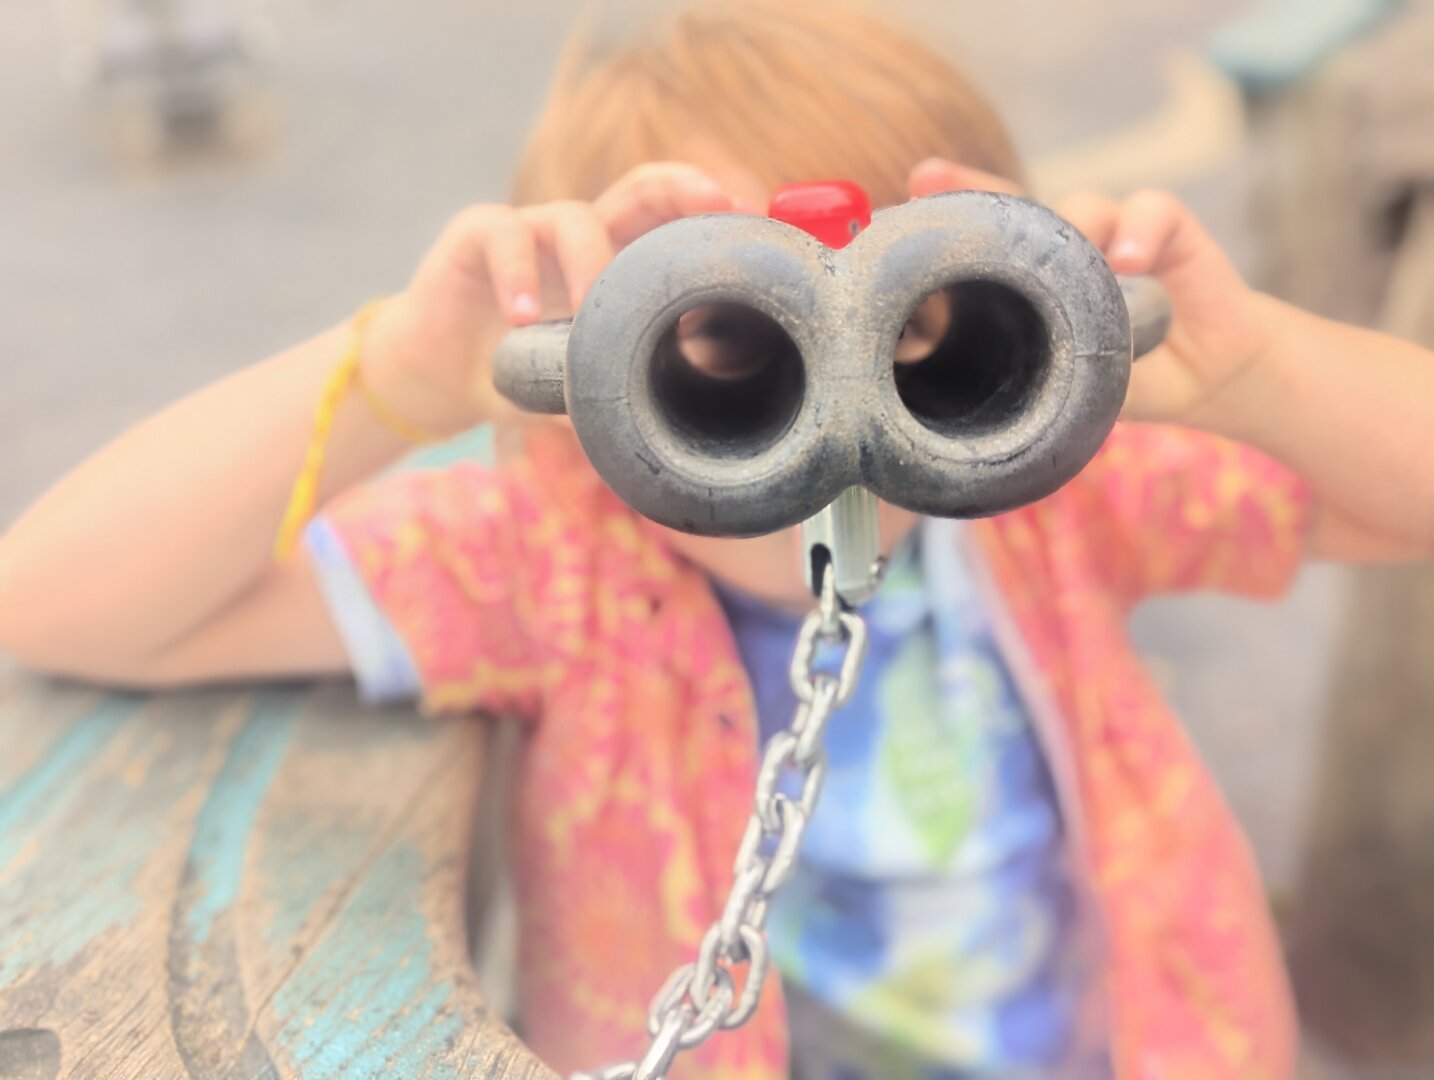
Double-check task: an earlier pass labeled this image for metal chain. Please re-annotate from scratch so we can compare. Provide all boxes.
[571,567,869,1080]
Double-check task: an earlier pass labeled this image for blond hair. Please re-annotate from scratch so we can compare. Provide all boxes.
[511,0,1023,208]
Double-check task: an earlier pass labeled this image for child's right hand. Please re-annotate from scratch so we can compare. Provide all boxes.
[362,164,735,437]
[0,163,736,686]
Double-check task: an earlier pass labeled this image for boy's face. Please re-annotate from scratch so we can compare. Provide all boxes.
[649,143,946,609]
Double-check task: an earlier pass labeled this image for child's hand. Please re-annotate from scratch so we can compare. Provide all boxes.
[365,164,735,436]
[908,160,1266,424]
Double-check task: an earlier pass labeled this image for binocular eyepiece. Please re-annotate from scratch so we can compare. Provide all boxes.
[495,191,1169,537]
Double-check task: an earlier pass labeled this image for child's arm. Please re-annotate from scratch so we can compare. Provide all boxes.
[1064,191,1434,561]
[0,328,419,686]
[1177,291,1433,560]
[911,160,1434,561]
[0,165,734,686]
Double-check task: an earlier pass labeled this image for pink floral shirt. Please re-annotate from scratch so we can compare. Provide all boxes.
[322,422,1310,1080]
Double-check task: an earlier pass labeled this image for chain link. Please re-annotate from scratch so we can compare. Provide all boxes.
[571,563,870,1080]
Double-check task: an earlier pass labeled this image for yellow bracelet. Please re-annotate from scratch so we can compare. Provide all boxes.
[355,368,440,445]
[272,300,437,561]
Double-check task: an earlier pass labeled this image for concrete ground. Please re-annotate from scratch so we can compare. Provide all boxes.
[0,0,1377,1073]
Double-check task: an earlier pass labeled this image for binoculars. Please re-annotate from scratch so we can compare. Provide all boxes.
[494,191,1169,539]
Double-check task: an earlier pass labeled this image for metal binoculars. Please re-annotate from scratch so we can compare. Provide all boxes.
[493,191,1170,539]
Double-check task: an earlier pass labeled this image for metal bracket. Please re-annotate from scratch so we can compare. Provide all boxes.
[800,486,885,607]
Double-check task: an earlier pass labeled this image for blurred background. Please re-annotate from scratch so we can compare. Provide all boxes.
[1,1,1431,1076]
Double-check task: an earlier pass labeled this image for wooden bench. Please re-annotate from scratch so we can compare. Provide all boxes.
[0,666,557,1079]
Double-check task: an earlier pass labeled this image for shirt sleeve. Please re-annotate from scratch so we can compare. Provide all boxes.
[1080,423,1314,601]
[313,460,546,719]
[304,516,422,704]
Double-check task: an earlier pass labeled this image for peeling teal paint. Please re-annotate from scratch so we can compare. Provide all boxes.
[260,823,371,949]
[0,695,138,868]
[0,847,147,982]
[184,692,299,945]
[0,698,162,982]
[271,842,461,1080]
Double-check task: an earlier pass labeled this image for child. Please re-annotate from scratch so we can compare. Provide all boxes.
[2,1,1432,1077]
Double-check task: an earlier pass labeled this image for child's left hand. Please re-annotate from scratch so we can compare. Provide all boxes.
[910,159,1434,561]
[907,159,1265,425]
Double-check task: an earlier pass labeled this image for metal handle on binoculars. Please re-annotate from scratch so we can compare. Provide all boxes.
[493,321,570,415]
[1120,275,1173,362]
[492,192,1172,540]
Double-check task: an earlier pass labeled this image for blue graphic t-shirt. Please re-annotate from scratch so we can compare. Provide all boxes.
[713,519,1108,1078]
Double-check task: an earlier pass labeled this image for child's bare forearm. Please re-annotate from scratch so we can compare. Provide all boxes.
[1189,294,1434,559]
[0,322,416,677]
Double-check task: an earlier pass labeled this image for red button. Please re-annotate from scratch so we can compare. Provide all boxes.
[767,180,872,249]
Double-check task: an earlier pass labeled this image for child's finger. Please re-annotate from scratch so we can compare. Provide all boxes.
[601,162,734,243]
[596,162,734,247]
[438,206,542,324]
[907,157,1023,199]
[1104,190,1189,276]
[522,201,616,312]
[661,165,739,217]
[1050,192,1121,252]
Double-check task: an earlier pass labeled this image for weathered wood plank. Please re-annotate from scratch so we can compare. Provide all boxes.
[1286,564,1434,1064]
[0,668,556,1079]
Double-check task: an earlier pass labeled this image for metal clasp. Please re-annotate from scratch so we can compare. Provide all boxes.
[800,485,884,607]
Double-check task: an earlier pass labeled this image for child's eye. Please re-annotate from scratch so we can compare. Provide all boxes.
[894,290,957,364]
[673,303,795,380]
